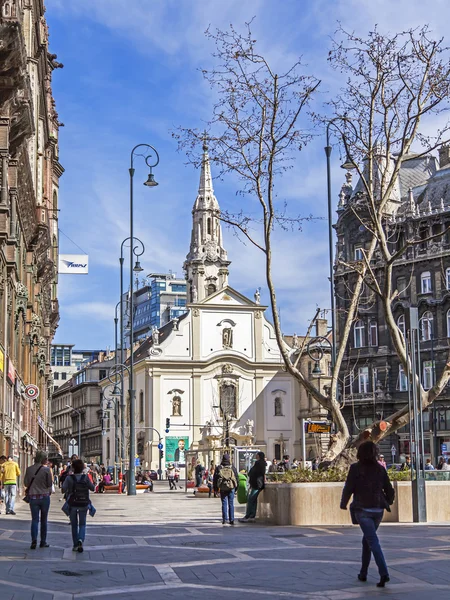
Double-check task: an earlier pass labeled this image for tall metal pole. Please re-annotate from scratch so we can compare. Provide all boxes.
[128,158,136,496]
[119,256,125,476]
[114,309,119,483]
[325,127,336,367]
[78,411,81,461]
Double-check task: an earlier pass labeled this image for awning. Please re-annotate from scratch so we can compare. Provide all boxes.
[22,433,39,449]
[38,419,63,456]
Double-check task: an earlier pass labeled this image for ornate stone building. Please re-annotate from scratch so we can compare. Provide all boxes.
[0,0,63,471]
[334,148,450,462]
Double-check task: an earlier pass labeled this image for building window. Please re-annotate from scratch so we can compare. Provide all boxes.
[397,277,407,298]
[397,314,406,339]
[446,268,450,290]
[420,311,433,341]
[99,369,107,380]
[61,372,67,380]
[139,391,144,422]
[423,361,434,390]
[54,372,59,380]
[274,397,283,416]
[207,283,216,296]
[172,395,182,417]
[354,245,364,261]
[207,218,212,235]
[354,320,365,348]
[274,443,281,461]
[358,366,369,394]
[220,382,237,418]
[63,347,71,366]
[369,321,378,347]
[397,364,408,392]
[421,271,432,294]
[106,439,110,460]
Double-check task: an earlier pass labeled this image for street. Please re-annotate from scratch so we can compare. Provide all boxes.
[1,484,450,599]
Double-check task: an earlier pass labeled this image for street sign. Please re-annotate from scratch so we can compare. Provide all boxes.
[25,384,39,400]
[157,443,163,450]
[135,458,140,466]
[305,421,332,434]
[69,439,78,456]
[441,443,447,453]
[391,445,396,456]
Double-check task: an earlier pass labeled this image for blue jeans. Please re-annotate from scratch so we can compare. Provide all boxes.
[245,488,261,518]
[220,490,235,522]
[69,507,88,546]
[356,509,388,577]
[4,484,16,512]
[29,496,50,543]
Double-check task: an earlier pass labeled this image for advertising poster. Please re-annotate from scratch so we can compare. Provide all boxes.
[165,436,189,466]
[0,346,4,374]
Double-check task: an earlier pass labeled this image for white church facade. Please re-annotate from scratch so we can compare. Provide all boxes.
[102,143,304,471]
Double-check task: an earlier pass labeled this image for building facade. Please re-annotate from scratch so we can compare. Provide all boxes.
[51,344,107,390]
[334,147,450,462]
[0,0,62,471]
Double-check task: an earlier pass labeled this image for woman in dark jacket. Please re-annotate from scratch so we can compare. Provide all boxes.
[239,452,266,523]
[340,441,395,588]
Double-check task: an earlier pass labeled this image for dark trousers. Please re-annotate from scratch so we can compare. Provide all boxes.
[356,509,388,577]
[29,496,50,543]
[245,488,261,518]
[220,490,235,522]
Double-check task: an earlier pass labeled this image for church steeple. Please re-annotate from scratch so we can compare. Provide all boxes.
[184,140,230,302]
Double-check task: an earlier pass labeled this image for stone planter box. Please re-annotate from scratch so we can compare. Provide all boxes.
[257,481,450,525]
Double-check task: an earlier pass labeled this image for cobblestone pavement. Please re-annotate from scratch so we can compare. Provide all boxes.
[1,484,450,599]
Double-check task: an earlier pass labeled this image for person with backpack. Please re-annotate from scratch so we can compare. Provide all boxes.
[62,459,95,553]
[213,454,238,525]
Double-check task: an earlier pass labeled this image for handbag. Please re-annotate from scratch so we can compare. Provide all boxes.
[23,465,43,503]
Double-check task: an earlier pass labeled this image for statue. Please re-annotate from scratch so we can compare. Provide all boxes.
[151,325,159,345]
[200,420,213,437]
[292,333,299,349]
[222,327,233,349]
[254,289,261,305]
[172,396,181,417]
[173,317,179,331]
[244,419,254,436]
[191,285,198,303]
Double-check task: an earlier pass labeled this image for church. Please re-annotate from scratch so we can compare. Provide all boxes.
[102,143,303,471]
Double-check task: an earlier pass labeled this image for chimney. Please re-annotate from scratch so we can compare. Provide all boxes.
[439,145,450,168]
[315,318,328,337]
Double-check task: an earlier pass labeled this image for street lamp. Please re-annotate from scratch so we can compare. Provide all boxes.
[324,120,357,367]
[108,362,133,493]
[128,143,159,495]
[101,383,120,482]
[66,405,82,460]
[119,235,145,488]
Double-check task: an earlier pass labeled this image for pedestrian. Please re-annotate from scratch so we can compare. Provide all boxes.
[340,441,395,588]
[268,458,278,473]
[278,454,291,472]
[24,451,53,549]
[213,453,238,524]
[441,458,450,472]
[437,456,445,470]
[312,458,318,471]
[166,463,176,490]
[0,455,21,515]
[195,460,204,487]
[62,458,95,553]
[424,458,435,471]
[401,455,412,471]
[238,451,266,523]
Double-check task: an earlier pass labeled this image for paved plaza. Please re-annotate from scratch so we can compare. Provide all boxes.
[1,484,450,599]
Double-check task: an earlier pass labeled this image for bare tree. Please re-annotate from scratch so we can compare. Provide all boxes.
[175,23,450,463]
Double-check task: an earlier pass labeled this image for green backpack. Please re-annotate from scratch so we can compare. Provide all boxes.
[217,466,237,491]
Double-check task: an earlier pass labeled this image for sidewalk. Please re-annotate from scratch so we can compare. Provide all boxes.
[1,487,450,599]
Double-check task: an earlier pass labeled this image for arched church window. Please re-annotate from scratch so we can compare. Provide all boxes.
[220,382,237,418]
[207,283,216,296]
[274,397,283,416]
[207,218,212,235]
[172,395,182,417]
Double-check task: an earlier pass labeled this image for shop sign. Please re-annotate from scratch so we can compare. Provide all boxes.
[165,436,189,465]
[0,346,4,374]
[305,421,332,434]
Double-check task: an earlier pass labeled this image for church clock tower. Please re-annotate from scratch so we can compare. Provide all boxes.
[184,141,230,302]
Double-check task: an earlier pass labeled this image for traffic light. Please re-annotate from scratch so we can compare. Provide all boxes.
[159,449,164,460]
[165,418,170,433]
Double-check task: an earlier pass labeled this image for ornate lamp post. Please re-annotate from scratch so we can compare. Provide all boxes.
[127,144,159,495]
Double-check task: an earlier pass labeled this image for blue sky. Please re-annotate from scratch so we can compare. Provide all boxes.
[46,0,449,349]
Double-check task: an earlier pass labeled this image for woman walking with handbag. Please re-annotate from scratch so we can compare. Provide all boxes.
[340,441,395,588]
[239,452,266,523]
[24,451,53,550]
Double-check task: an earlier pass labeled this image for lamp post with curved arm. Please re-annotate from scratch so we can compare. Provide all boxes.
[128,144,159,495]
[119,235,145,491]
[325,119,357,368]
[101,383,120,482]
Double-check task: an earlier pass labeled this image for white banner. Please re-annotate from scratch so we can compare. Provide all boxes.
[59,254,89,274]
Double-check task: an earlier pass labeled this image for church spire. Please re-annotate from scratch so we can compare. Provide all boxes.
[183,137,230,303]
